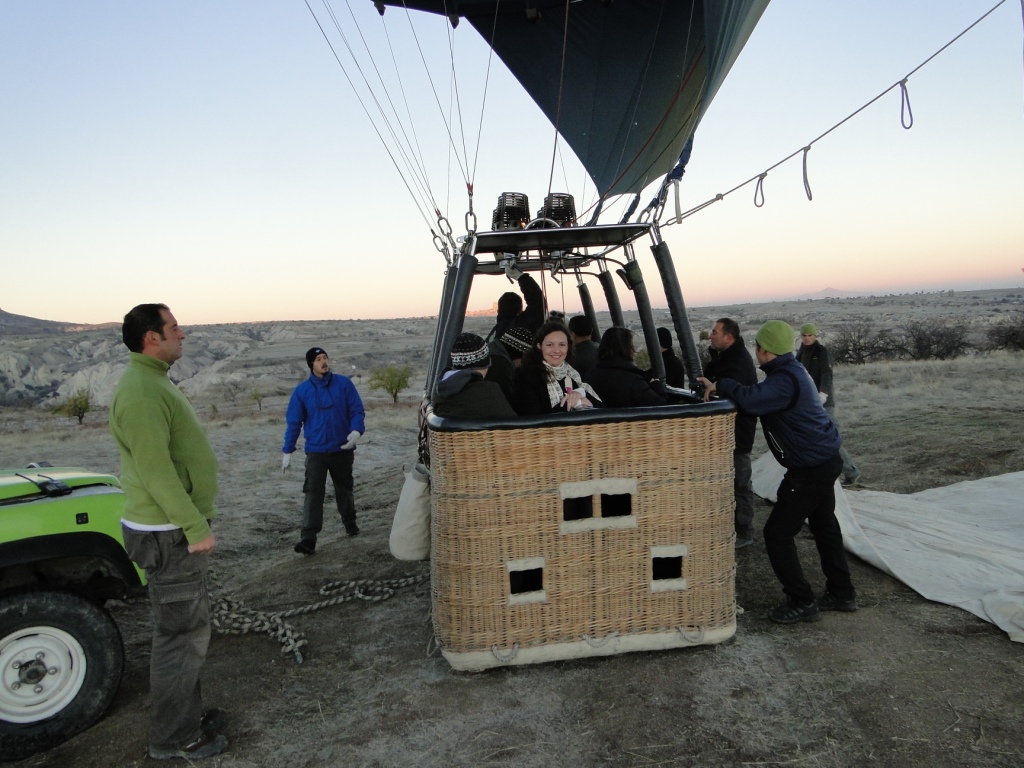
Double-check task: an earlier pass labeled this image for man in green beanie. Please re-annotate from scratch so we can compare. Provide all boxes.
[698,320,857,625]
[796,323,860,485]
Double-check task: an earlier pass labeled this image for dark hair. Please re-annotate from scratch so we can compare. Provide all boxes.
[597,326,634,362]
[497,292,523,319]
[521,322,574,370]
[567,315,592,337]
[716,317,741,341]
[122,303,169,352]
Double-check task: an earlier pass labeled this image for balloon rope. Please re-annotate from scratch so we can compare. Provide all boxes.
[546,0,573,203]
[665,0,1010,225]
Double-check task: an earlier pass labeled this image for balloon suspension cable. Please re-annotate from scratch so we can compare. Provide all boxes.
[662,0,1010,225]
[546,0,573,204]
[305,0,438,237]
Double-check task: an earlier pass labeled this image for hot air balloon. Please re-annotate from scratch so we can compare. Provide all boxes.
[330,0,771,669]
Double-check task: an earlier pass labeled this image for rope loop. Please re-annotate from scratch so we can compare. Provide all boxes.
[801,146,813,201]
[581,631,619,648]
[491,643,520,662]
[899,78,914,129]
[753,173,767,208]
[677,625,706,644]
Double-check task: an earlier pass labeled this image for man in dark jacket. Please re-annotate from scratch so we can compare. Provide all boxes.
[434,333,516,419]
[796,323,860,485]
[657,327,687,388]
[699,321,857,625]
[568,315,600,378]
[702,318,758,548]
[282,347,366,553]
[485,273,545,343]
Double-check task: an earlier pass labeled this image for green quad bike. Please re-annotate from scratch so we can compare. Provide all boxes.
[0,464,143,762]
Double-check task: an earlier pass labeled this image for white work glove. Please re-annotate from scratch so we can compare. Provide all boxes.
[341,430,361,450]
[281,453,291,473]
[818,391,828,406]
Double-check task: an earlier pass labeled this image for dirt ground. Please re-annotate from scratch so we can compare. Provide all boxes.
[4,348,1024,767]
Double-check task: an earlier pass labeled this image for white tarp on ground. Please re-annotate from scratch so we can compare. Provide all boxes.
[751,453,1024,643]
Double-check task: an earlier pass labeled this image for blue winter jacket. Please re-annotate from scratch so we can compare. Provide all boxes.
[716,353,841,469]
[282,372,366,454]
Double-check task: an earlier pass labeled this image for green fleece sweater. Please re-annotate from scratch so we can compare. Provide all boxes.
[110,352,218,543]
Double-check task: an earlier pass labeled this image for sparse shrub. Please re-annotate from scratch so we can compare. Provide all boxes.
[897,318,969,361]
[369,364,412,405]
[830,322,896,365]
[250,387,264,412]
[986,311,1024,351]
[54,389,91,425]
[633,348,651,371]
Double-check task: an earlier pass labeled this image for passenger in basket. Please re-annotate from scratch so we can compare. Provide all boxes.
[567,315,600,378]
[433,333,516,419]
[698,320,858,625]
[511,322,602,416]
[486,325,534,403]
[484,272,545,343]
[583,327,666,408]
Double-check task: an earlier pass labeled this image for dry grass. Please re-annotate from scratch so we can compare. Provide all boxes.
[3,337,1023,767]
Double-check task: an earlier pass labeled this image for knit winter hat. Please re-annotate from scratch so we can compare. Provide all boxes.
[305,347,327,370]
[755,321,795,356]
[656,327,673,349]
[500,325,534,354]
[450,333,491,370]
[800,323,817,336]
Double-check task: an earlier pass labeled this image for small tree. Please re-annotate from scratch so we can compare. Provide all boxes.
[368,364,412,405]
[55,389,91,425]
[986,311,1024,351]
[250,387,265,412]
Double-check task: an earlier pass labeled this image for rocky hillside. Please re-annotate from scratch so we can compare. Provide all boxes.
[2,287,1021,409]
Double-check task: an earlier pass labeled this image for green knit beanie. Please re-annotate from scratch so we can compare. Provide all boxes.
[755,320,795,355]
[800,323,817,336]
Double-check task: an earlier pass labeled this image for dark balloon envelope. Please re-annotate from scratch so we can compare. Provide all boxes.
[375,0,770,198]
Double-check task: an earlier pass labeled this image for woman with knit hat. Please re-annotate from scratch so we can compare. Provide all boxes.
[698,320,857,625]
[511,322,602,416]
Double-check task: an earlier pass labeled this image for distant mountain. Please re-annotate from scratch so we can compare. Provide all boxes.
[0,308,117,336]
[788,287,861,301]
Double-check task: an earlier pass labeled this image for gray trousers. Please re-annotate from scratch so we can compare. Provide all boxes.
[825,405,858,478]
[122,527,210,750]
[301,450,356,542]
[734,450,755,537]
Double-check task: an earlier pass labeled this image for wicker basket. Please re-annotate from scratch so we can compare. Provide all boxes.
[429,408,737,670]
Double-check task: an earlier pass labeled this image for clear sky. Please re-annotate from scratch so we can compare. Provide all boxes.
[2,1,1021,325]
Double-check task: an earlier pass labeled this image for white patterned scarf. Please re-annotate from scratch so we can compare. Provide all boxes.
[543,361,601,408]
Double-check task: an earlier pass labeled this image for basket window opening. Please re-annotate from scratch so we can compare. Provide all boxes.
[510,567,544,594]
[562,493,633,521]
[652,556,683,581]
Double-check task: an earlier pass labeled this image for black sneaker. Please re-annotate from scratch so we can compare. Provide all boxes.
[345,525,360,537]
[201,708,228,735]
[819,592,858,612]
[149,733,228,761]
[769,599,821,624]
[294,539,316,555]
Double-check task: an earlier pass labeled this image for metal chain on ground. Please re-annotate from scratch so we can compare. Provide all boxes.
[209,571,429,663]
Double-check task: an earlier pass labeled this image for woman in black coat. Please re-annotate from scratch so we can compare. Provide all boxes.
[511,322,601,416]
[584,327,667,408]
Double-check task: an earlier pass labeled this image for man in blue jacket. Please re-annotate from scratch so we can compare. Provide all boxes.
[699,321,857,625]
[282,347,366,554]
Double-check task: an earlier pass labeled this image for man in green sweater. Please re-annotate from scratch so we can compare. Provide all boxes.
[110,304,228,761]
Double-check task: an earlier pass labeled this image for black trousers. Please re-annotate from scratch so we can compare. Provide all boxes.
[763,452,855,604]
[300,450,356,542]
